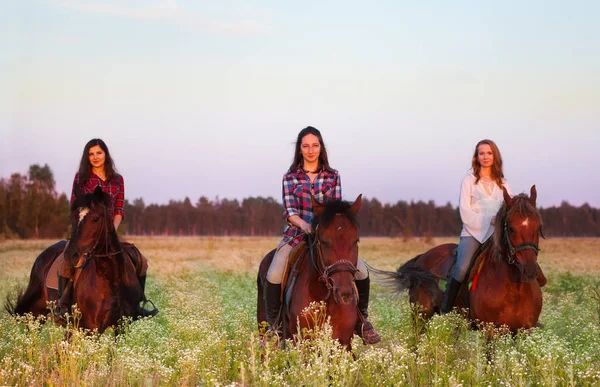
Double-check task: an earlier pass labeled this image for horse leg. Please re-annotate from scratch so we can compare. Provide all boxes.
[407,288,432,340]
[256,273,266,331]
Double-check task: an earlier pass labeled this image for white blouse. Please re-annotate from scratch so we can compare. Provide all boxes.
[459,174,513,243]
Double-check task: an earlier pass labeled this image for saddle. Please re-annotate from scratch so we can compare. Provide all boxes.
[46,254,63,290]
[45,240,147,291]
[120,241,147,277]
[280,241,308,306]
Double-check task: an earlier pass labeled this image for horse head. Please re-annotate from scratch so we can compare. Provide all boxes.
[311,194,362,306]
[498,185,543,282]
[65,185,114,262]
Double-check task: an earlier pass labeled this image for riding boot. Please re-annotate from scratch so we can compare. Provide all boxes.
[355,277,381,345]
[264,280,282,334]
[440,278,462,314]
[50,275,74,324]
[136,275,159,318]
[55,275,72,316]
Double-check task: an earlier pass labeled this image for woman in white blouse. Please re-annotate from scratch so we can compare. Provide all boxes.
[441,139,512,314]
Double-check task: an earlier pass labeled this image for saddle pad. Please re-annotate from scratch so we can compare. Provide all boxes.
[280,241,307,299]
[430,247,458,279]
[46,254,63,290]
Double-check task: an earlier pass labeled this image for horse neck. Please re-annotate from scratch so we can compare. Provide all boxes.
[93,220,121,256]
[483,244,525,284]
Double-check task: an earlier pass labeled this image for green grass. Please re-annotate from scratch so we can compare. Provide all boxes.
[2,238,600,385]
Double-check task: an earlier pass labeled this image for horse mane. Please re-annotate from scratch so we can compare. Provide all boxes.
[487,193,542,263]
[311,199,358,230]
[70,188,111,213]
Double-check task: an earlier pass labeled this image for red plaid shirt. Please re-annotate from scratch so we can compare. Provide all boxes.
[280,167,342,248]
[70,172,125,219]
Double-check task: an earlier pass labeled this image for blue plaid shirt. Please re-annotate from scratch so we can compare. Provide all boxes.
[280,167,342,247]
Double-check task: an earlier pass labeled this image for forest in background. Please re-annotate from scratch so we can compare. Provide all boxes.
[1,164,599,239]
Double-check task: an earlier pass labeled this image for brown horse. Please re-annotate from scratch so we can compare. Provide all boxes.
[257,195,363,348]
[6,186,145,333]
[372,186,544,332]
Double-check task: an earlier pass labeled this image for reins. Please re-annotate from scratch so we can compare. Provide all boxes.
[502,204,541,268]
[73,205,123,270]
[308,222,359,303]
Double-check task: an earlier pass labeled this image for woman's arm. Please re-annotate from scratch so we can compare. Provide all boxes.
[113,175,125,231]
[287,214,312,233]
[113,214,122,231]
[459,175,493,242]
[282,174,312,233]
[333,172,342,200]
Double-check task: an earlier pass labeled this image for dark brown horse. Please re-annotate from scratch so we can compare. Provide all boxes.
[372,186,544,332]
[6,186,145,333]
[257,195,363,348]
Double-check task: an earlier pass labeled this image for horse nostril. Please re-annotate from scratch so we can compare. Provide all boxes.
[524,263,538,279]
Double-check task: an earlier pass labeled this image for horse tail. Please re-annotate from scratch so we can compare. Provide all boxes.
[10,240,65,316]
[10,274,45,315]
[367,254,439,295]
[4,290,22,315]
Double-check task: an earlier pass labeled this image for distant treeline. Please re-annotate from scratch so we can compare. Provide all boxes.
[1,164,599,239]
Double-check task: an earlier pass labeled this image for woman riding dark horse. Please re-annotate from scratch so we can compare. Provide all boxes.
[260,127,380,344]
[7,186,153,333]
[54,138,157,319]
[257,195,364,348]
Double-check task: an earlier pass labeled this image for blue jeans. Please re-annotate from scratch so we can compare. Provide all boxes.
[451,236,481,282]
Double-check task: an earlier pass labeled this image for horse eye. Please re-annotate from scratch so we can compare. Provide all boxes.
[93,216,100,222]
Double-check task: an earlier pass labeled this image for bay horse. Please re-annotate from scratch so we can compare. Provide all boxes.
[372,186,544,332]
[257,195,363,348]
[6,186,146,333]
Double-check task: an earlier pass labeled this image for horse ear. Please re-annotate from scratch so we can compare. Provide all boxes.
[93,185,104,201]
[311,194,325,216]
[529,185,537,207]
[350,194,362,216]
[502,186,513,207]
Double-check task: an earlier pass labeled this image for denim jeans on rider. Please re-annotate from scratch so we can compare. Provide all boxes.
[451,236,481,282]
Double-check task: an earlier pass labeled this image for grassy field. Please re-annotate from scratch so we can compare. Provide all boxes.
[1,237,600,386]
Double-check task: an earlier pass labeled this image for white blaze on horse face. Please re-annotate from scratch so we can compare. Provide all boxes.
[522,218,529,227]
[78,207,90,225]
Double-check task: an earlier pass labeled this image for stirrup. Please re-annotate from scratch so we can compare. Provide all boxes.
[261,324,282,349]
[138,299,159,317]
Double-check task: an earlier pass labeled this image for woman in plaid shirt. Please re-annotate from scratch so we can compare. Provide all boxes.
[264,127,381,345]
[55,139,158,318]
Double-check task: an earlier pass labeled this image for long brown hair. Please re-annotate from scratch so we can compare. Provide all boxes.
[471,139,504,187]
[288,126,334,173]
[78,138,117,182]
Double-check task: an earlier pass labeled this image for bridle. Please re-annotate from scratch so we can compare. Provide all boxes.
[307,221,359,303]
[503,219,541,267]
[73,204,122,269]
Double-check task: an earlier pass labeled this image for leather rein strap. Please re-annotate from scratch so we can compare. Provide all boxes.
[74,205,122,270]
[503,221,540,267]
[307,223,358,302]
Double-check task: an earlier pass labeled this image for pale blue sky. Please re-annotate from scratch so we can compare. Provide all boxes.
[2,0,599,208]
